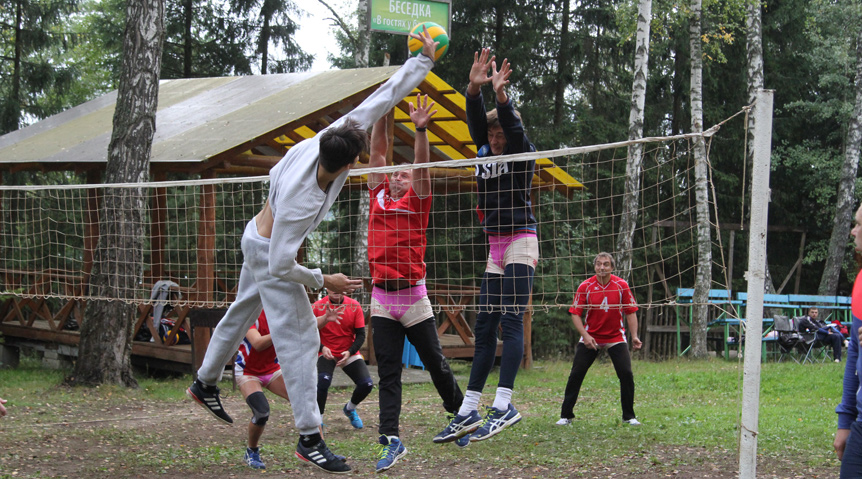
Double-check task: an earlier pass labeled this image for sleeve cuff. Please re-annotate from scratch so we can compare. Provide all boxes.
[838,412,857,430]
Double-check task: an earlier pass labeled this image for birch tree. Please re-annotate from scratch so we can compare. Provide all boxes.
[688,0,712,358]
[69,0,165,386]
[615,0,652,280]
[818,27,862,296]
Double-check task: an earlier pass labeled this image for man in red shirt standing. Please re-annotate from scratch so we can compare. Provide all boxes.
[312,291,373,430]
[557,252,642,426]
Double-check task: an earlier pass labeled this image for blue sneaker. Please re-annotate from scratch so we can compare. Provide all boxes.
[375,435,407,473]
[469,404,522,442]
[343,404,363,429]
[243,447,265,469]
[432,410,483,443]
[454,435,470,448]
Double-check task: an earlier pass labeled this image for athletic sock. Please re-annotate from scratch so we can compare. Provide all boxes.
[300,432,322,447]
[458,390,481,416]
[492,387,513,411]
[345,401,357,411]
[248,446,259,453]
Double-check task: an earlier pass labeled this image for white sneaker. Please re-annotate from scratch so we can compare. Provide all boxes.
[624,418,641,426]
[555,418,571,425]
[835,359,841,363]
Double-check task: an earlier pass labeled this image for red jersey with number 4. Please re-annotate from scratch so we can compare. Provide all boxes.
[569,274,639,344]
[367,177,431,285]
[235,311,279,376]
[312,296,365,357]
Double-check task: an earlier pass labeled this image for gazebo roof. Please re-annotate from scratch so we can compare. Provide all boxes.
[0,68,582,194]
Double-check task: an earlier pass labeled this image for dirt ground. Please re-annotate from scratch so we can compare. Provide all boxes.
[0,388,835,479]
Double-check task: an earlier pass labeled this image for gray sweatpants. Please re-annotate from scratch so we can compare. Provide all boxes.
[197,219,321,435]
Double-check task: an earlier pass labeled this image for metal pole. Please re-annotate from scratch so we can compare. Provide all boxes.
[739,89,774,479]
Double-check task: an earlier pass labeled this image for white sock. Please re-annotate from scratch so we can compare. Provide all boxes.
[345,401,357,411]
[492,387,513,411]
[458,390,481,416]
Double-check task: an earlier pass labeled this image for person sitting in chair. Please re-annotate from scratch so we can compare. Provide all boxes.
[798,307,843,362]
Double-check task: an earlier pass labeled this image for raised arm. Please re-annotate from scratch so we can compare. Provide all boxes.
[490,57,512,105]
[367,112,391,191]
[467,48,494,97]
[408,94,437,199]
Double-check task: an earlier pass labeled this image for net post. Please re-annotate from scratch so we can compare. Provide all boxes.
[739,88,774,479]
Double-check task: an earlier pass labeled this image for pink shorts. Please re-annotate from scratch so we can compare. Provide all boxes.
[486,232,539,274]
[235,368,283,388]
[370,284,434,328]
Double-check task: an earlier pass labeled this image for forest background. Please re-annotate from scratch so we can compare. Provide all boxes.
[2,0,862,331]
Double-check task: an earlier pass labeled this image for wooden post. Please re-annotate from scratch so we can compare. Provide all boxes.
[192,175,216,372]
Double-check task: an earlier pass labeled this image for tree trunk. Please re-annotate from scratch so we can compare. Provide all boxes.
[553,0,571,127]
[818,27,862,296]
[355,0,369,68]
[689,0,711,358]
[69,0,165,387]
[260,8,271,74]
[183,0,192,77]
[745,0,776,295]
[615,0,651,280]
[3,0,23,133]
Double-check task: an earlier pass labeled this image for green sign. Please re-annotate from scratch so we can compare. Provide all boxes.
[368,0,451,36]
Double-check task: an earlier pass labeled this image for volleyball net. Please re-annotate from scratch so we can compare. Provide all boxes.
[0,126,733,316]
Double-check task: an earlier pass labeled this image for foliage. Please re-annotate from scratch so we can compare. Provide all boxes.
[0,0,80,134]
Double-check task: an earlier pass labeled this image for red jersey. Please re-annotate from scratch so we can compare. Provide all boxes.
[235,311,279,376]
[313,295,365,357]
[569,274,639,344]
[367,177,432,285]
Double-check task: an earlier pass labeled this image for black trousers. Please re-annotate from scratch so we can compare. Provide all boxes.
[372,315,463,437]
[316,355,373,414]
[560,342,636,421]
[815,330,843,361]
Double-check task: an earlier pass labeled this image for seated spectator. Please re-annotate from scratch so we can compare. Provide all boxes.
[798,307,843,362]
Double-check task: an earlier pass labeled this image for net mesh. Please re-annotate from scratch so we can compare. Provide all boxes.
[0,131,729,316]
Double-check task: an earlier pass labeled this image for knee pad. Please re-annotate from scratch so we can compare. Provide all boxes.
[318,372,333,392]
[357,378,374,395]
[246,391,270,426]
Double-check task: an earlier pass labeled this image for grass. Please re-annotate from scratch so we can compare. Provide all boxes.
[0,353,845,477]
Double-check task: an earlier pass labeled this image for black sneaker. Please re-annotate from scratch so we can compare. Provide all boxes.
[186,379,233,425]
[295,438,351,474]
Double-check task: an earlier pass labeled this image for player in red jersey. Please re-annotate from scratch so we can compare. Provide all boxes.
[367,95,464,472]
[312,291,373,430]
[233,310,289,470]
[557,252,642,426]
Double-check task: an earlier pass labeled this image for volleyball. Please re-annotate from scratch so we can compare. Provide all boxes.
[408,22,449,62]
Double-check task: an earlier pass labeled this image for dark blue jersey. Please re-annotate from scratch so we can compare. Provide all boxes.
[465,91,537,235]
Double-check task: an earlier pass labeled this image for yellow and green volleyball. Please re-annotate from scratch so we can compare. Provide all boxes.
[408,21,449,62]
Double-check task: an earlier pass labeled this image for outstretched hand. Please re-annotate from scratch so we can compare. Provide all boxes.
[467,48,495,95]
[408,24,440,62]
[323,274,362,294]
[321,304,344,326]
[490,57,512,95]
[408,94,437,129]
